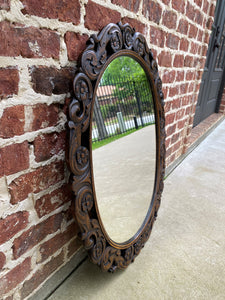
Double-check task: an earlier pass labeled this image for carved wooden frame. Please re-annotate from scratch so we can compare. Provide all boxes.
[69,22,165,272]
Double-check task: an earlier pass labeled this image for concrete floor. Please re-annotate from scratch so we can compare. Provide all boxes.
[48,120,225,300]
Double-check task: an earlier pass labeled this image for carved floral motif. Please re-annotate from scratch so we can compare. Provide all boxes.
[69,22,165,272]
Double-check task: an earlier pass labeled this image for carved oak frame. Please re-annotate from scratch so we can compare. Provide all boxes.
[69,22,165,272]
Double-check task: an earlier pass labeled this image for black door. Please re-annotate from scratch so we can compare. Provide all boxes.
[193,0,225,127]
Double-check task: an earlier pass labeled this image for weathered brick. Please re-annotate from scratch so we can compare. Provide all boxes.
[21,0,80,24]
[0,0,9,10]
[85,1,120,31]
[184,55,194,67]
[162,10,177,29]
[112,0,140,13]
[0,257,31,295]
[158,51,172,67]
[121,18,146,35]
[150,26,165,48]
[169,85,179,97]
[195,10,203,25]
[172,0,185,14]
[38,222,78,263]
[13,213,63,259]
[189,24,198,39]
[0,251,6,269]
[178,118,187,130]
[206,17,213,30]
[180,38,189,52]
[194,0,202,8]
[172,98,181,110]
[35,184,72,218]
[166,124,176,136]
[30,66,76,95]
[186,2,196,21]
[0,211,29,245]
[197,29,203,42]
[188,82,194,93]
[171,133,180,145]
[27,103,60,131]
[176,108,185,120]
[0,142,29,177]
[67,237,82,258]
[190,42,199,54]
[203,0,209,14]
[9,161,65,204]
[142,1,162,24]
[161,0,170,5]
[177,19,188,35]
[176,70,185,82]
[165,112,175,126]
[186,71,195,81]
[166,33,179,50]
[209,3,215,17]
[65,32,89,62]
[0,105,24,138]
[204,32,210,44]
[21,252,64,299]
[0,21,60,58]
[162,70,176,84]
[180,83,189,94]
[34,131,66,162]
[0,67,19,99]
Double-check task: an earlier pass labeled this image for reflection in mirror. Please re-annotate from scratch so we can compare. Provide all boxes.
[92,56,156,243]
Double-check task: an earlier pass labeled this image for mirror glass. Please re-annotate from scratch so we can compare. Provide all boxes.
[92,56,156,243]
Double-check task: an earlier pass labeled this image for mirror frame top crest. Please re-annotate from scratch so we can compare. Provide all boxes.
[68,22,166,272]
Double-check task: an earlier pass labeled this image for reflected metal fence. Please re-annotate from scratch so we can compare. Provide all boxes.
[92,75,155,142]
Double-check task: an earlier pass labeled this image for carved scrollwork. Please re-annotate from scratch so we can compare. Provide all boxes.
[69,22,165,272]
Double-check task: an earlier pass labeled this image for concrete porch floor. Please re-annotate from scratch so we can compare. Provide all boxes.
[47,120,225,300]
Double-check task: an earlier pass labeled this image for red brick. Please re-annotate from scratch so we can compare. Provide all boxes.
[0,0,9,10]
[186,71,195,81]
[173,54,184,68]
[9,161,65,204]
[177,18,189,35]
[166,124,176,136]
[184,55,194,68]
[189,24,198,39]
[162,70,176,84]
[0,105,24,138]
[65,32,89,62]
[209,3,215,17]
[195,10,203,25]
[162,86,168,99]
[34,131,66,162]
[0,251,6,269]
[186,2,196,21]
[121,18,146,35]
[169,85,179,97]
[28,103,59,131]
[166,112,175,126]
[185,106,192,115]
[30,66,76,95]
[166,33,179,50]
[0,142,29,177]
[164,100,172,113]
[0,257,31,295]
[172,0,185,13]
[21,0,80,24]
[21,251,64,299]
[112,0,140,13]
[13,213,63,259]
[190,42,199,54]
[197,29,203,42]
[171,132,180,144]
[85,1,121,31]
[158,51,172,67]
[165,137,171,149]
[150,26,165,48]
[194,0,202,8]
[176,108,185,120]
[188,82,194,93]
[142,1,162,24]
[204,32,210,44]
[201,45,208,57]
[203,0,209,14]
[162,10,177,29]
[180,83,189,94]
[38,222,78,263]
[176,70,184,82]
[0,21,59,58]
[67,237,82,258]
[35,184,72,218]
[0,211,29,245]
[180,38,189,51]
[172,98,181,110]
[172,139,182,152]
[178,118,187,130]
[161,0,170,4]
[0,67,19,99]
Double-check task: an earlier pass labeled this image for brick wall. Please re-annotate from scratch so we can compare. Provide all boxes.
[0,0,217,298]
[219,87,225,114]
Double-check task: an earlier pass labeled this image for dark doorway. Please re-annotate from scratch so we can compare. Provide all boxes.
[194,0,225,127]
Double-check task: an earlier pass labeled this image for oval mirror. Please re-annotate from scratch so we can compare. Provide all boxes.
[92,56,156,243]
[69,23,165,272]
